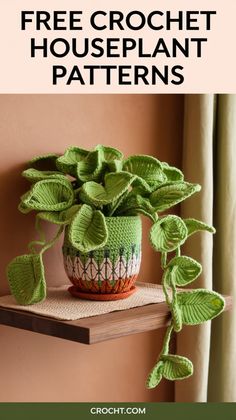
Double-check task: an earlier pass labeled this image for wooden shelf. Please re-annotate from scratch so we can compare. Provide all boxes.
[0,293,232,345]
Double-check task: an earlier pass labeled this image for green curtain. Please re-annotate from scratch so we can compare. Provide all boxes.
[175,94,236,402]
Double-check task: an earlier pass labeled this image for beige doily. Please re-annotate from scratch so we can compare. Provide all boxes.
[0,282,165,321]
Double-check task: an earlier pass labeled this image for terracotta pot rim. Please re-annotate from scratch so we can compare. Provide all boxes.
[68,285,137,301]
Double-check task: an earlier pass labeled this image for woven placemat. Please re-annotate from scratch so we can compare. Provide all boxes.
[0,282,165,321]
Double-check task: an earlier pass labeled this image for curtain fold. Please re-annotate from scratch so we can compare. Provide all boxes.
[208,95,236,402]
[175,94,236,402]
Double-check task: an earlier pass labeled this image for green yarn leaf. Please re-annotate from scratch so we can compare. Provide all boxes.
[123,155,167,184]
[150,215,188,252]
[150,182,201,212]
[184,218,216,237]
[76,150,104,182]
[38,205,81,225]
[163,256,202,287]
[132,178,165,195]
[38,212,63,225]
[162,162,184,182]
[7,254,46,305]
[116,193,156,221]
[21,179,74,212]
[147,353,193,388]
[95,144,123,162]
[69,204,108,252]
[81,172,134,206]
[161,355,193,380]
[22,168,67,183]
[131,176,152,194]
[61,205,81,222]
[56,146,89,175]
[107,159,123,172]
[28,153,60,171]
[177,289,225,325]
[106,190,130,217]
[146,361,164,389]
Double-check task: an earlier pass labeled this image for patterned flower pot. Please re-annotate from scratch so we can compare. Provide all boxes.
[63,216,142,300]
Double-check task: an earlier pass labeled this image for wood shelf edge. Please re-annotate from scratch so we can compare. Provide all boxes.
[0,294,232,345]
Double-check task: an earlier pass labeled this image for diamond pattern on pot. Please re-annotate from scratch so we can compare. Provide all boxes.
[63,246,141,283]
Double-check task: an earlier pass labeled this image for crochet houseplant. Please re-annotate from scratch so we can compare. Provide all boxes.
[7,144,225,389]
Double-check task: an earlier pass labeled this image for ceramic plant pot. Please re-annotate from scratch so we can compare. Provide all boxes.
[63,216,142,300]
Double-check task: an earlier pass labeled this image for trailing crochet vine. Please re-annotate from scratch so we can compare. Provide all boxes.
[6,145,225,388]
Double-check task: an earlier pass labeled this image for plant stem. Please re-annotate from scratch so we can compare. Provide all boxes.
[176,246,181,257]
[40,226,64,255]
[36,216,46,243]
[162,273,171,306]
[161,324,174,355]
[28,216,47,253]
[169,268,182,332]
[28,240,46,253]
[161,252,167,269]
[152,213,159,223]
[170,267,178,303]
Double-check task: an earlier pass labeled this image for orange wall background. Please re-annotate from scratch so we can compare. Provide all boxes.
[0,94,183,402]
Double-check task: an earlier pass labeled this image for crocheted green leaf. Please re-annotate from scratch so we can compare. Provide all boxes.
[38,205,81,225]
[69,204,108,252]
[162,162,184,182]
[116,193,156,220]
[61,205,81,222]
[150,182,201,212]
[123,155,167,184]
[184,218,216,237]
[164,256,202,287]
[105,190,129,217]
[28,153,60,171]
[81,172,134,206]
[146,361,164,389]
[150,215,188,252]
[22,168,67,183]
[56,146,89,175]
[131,176,152,194]
[7,254,46,305]
[107,159,123,172]
[76,150,104,182]
[37,212,64,225]
[177,289,225,325]
[21,179,74,212]
[161,355,193,380]
[95,144,123,161]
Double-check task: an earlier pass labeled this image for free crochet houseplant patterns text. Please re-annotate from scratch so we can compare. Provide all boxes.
[21,10,217,86]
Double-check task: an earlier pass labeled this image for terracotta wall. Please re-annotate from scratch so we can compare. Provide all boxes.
[0,94,183,402]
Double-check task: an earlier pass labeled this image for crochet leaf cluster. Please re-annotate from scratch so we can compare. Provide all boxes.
[6,144,225,388]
